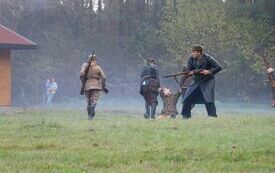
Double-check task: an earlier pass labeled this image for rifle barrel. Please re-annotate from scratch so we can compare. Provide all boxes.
[162,71,189,78]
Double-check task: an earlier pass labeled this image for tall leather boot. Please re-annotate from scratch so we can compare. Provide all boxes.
[90,105,95,118]
[87,106,93,120]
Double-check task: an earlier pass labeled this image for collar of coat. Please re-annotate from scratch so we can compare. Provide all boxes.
[191,54,208,66]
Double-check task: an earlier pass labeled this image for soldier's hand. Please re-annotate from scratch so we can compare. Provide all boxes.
[201,70,211,75]
[103,87,109,94]
[188,71,194,76]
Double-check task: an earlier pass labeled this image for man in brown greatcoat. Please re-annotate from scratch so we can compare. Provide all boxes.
[80,54,107,120]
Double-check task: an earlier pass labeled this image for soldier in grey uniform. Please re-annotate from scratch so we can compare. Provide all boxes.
[80,54,107,120]
[140,57,160,119]
[181,45,222,119]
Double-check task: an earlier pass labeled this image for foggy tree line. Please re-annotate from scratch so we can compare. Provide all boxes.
[0,0,274,105]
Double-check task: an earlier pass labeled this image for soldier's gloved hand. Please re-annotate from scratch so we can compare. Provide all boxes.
[80,75,85,81]
[103,87,109,94]
[201,70,211,75]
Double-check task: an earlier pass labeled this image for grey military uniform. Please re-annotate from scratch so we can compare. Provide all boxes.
[140,63,160,119]
[181,53,222,118]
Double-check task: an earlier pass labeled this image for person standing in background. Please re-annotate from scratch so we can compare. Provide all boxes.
[45,77,58,107]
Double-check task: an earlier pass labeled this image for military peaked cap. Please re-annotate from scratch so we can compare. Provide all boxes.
[192,45,204,52]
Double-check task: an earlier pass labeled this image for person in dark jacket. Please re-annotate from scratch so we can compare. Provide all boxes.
[140,57,160,119]
[181,45,222,119]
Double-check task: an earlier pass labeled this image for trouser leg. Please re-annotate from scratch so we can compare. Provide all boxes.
[46,93,53,107]
[181,101,192,119]
[85,90,100,120]
[87,100,96,119]
[205,102,217,117]
[90,101,96,118]
[46,97,50,107]
[86,90,93,119]
[181,87,204,119]
[144,101,150,119]
[150,102,157,119]
[87,100,93,120]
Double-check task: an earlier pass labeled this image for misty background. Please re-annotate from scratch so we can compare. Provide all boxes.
[0,0,274,108]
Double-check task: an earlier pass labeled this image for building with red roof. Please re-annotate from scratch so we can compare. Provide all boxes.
[0,24,37,106]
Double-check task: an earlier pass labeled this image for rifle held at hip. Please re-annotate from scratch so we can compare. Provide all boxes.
[162,69,204,78]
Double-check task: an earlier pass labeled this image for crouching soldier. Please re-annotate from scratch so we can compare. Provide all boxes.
[157,69,192,119]
[157,87,181,119]
[140,57,160,119]
[80,54,108,120]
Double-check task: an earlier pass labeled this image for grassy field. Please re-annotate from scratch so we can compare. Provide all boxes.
[0,109,274,173]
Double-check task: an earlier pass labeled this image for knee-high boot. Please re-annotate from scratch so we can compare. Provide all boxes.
[87,100,95,120]
[87,105,93,120]
[90,105,96,118]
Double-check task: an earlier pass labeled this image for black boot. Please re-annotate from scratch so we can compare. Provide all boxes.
[181,102,192,119]
[208,114,217,118]
[90,105,95,118]
[87,106,95,120]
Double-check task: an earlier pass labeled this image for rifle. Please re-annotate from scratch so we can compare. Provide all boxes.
[80,51,94,95]
[162,69,203,78]
[163,69,213,90]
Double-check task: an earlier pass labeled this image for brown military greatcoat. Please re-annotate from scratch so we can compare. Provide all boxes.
[80,63,106,91]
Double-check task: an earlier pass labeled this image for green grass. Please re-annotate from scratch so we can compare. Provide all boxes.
[0,109,274,173]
